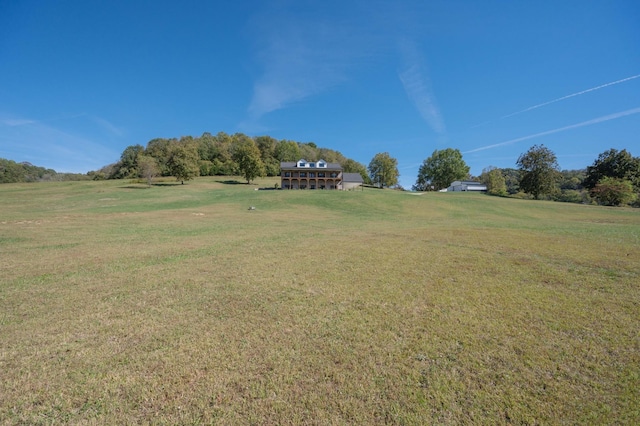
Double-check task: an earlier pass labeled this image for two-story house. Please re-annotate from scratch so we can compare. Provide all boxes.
[280,159,342,189]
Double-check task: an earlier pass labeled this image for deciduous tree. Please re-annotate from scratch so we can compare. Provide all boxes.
[583,148,639,190]
[342,158,372,185]
[414,148,469,191]
[516,144,560,199]
[145,138,172,176]
[114,144,145,179]
[274,140,301,162]
[233,135,265,184]
[480,166,507,196]
[137,155,160,186]
[167,141,200,184]
[590,177,636,206]
[368,152,399,188]
[255,136,277,161]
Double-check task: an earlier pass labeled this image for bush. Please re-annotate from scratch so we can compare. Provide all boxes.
[590,177,636,206]
[553,189,590,204]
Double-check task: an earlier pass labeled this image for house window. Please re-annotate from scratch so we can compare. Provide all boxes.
[309,172,315,178]
[284,172,291,177]
[300,172,307,177]
[318,172,325,177]
[309,163,315,168]
[330,173,337,178]
[299,161,306,167]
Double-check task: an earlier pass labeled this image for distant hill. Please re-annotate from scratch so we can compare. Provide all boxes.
[0,158,89,183]
[91,132,372,184]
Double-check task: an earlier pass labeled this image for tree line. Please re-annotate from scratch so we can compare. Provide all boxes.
[0,158,90,184]
[3,131,638,207]
[89,132,372,185]
[393,145,638,207]
[365,145,639,207]
[484,146,639,206]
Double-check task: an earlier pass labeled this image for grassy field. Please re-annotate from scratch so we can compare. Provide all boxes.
[1,177,638,424]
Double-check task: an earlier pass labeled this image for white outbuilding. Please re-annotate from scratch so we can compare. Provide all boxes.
[446,181,487,192]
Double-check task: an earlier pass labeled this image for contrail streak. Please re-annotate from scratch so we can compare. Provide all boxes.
[464,107,640,153]
[500,74,640,119]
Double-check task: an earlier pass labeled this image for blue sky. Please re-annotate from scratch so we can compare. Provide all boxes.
[1,0,639,188]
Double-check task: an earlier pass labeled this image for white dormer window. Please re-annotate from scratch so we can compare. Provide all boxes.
[297,159,307,168]
[309,162,315,168]
[317,159,327,168]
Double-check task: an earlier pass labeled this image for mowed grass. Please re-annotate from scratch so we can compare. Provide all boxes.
[1,177,638,424]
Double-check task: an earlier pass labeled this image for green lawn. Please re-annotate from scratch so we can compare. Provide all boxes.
[1,177,638,424]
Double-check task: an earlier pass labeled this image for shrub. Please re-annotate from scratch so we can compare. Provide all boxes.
[590,177,636,206]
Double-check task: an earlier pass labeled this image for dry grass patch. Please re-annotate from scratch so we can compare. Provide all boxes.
[1,179,639,424]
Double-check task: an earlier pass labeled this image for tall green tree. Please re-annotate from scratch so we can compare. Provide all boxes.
[197,132,217,163]
[233,135,265,184]
[516,144,561,199]
[559,169,586,190]
[368,152,399,188]
[274,140,301,162]
[0,158,26,183]
[500,168,521,194]
[255,136,277,161]
[211,132,238,175]
[115,144,145,179]
[137,155,160,186]
[167,141,200,184]
[145,138,172,176]
[342,158,372,185]
[254,136,280,176]
[480,166,507,196]
[414,148,470,191]
[317,147,347,164]
[583,148,639,190]
[298,143,319,162]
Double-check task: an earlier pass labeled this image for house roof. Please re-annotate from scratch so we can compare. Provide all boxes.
[280,161,342,170]
[450,180,485,186]
[342,173,364,183]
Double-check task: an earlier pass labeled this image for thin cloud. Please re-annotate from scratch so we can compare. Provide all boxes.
[1,118,36,127]
[247,13,359,119]
[0,113,121,172]
[1,112,120,135]
[501,74,640,119]
[465,107,640,153]
[473,74,640,128]
[400,162,423,170]
[89,115,124,137]
[398,40,446,135]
